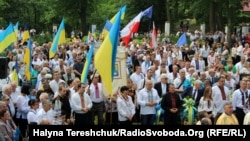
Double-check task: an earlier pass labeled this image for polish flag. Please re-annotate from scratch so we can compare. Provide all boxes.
[120,12,143,47]
[150,21,157,48]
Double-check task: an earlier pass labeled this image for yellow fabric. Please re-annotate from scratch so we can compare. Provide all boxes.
[216,113,239,125]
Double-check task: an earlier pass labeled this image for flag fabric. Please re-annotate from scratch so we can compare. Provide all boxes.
[142,5,153,18]
[24,38,32,81]
[120,12,143,47]
[11,56,19,85]
[102,46,127,97]
[0,23,17,53]
[103,20,112,32]
[13,128,21,141]
[120,6,153,47]
[110,5,126,23]
[49,18,66,59]
[81,43,95,84]
[150,21,157,48]
[14,22,19,38]
[176,33,187,47]
[94,9,122,95]
[22,24,30,43]
[101,5,126,39]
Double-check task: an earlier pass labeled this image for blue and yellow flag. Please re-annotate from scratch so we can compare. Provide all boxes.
[11,56,19,85]
[14,22,19,38]
[49,18,66,58]
[24,38,32,81]
[81,43,95,84]
[22,24,30,43]
[101,5,126,39]
[94,9,122,95]
[0,23,17,53]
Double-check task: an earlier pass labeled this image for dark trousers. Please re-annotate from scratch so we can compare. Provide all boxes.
[105,112,118,125]
[232,57,237,65]
[235,55,241,65]
[164,112,181,125]
[91,102,105,125]
[203,57,208,66]
[207,111,214,125]
[141,114,155,125]
[74,112,92,125]
[235,107,245,125]
[133,106,141,123]
[119,120,132,125]
[16,118,28,140]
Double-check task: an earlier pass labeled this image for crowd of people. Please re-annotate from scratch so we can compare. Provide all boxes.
[1,27,250,140]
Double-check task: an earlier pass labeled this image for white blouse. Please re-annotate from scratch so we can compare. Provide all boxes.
[27,109,37,124]
[198,97,217,117]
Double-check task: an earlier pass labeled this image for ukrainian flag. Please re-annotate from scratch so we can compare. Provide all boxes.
[101,5,126,39]
[49,18,66,59]
[81,42,94,84]
[14,22,19,38]
[23,38,32,81]
[11,56,19,85]
[22,24,30,43]
[0,23,17,53]
[94,8,122,95]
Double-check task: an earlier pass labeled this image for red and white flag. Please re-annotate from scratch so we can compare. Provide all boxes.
[150,21,157,48]
[120,12,143,47]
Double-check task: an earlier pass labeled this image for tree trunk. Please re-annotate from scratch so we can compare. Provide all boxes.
[174,0,179,22]
[216,4,223,31]
[209,1,215,33]
[227,3,232,47]
[166,0,171,22]
[80,0,88,35]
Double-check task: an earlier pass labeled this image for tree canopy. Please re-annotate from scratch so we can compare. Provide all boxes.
[0,0,248,37]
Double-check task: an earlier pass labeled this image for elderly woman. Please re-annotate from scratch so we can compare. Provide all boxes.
[0,109,14,141]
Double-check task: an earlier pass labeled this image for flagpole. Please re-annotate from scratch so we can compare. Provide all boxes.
[87,69,97,88]
[110,99,113,125]
[148,18,152,36]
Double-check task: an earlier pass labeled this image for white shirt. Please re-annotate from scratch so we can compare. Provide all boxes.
[141,61,151,75]
[36,108,54,125]
[200,47,210,58]
[173,77,185,90]
[117,95,135,121]
[137,88,160,115]
[32,58,43,66]
[232,89,249,110]
[130,72,144,91]
[49,79,65,93]
[190,59,205,73]
[71,92,93,114]
[243,112,250,125]
[167,72,180,83]
[161,83,167,96]
[212,85,230,114]
[16,94,30,119]
[89,83,104,103]
[10,86,21,103]
[27,109,37,124]
[235,62,244,72]
[237,45,243,56]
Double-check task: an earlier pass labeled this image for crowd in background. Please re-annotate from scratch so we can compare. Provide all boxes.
[1,27,250,140]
